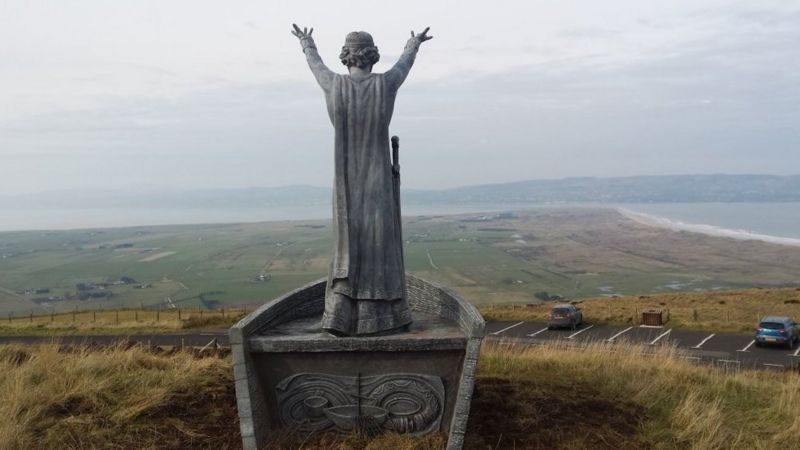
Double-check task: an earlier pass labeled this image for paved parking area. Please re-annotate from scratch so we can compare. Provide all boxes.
[486,320,800,370]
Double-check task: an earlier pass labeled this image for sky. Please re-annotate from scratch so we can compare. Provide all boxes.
[0,0,798,195]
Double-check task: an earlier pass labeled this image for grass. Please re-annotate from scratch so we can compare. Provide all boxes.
[3,207,800,315]
[0,308,245,335]
[481,286,800,334]
[3,341,799,449]
[475,340,800,449]
[0,343,238,450]
[263,431,447,450]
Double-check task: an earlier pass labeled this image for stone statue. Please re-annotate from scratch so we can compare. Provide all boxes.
[291,24,433,336]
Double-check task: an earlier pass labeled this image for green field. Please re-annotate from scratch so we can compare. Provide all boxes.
[1,207,798,315]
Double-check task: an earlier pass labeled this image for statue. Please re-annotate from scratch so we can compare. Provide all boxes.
[232,26,482,450]
[291,24,433,336]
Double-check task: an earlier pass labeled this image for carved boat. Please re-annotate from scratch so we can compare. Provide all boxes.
[232,274,486,450]
[323,405,389,430]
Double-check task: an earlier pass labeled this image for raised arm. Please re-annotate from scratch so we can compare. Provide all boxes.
[291,24,334,92]
[386,27,433,92]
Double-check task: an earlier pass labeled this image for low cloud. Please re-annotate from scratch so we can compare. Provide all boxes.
[0,1,798,194]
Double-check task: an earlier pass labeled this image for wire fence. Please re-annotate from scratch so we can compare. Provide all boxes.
[2,306,249,327]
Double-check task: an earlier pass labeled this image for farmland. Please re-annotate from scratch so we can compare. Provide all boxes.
[0,207,798,315]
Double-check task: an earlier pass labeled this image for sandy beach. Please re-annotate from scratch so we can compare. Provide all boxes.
[618,207,800,248]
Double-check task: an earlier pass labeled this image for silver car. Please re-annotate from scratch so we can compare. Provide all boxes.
[547,304,583,330]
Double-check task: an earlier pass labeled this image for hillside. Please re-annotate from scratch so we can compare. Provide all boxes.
[408,174,800,204]
[2,341,798,449]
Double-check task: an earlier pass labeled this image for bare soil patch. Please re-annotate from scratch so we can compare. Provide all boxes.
[464,377,648,450]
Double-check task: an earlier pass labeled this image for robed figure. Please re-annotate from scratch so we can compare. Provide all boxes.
[292,25,433,336]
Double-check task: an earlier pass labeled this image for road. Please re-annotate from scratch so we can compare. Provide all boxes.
[486,320,800,371]
[1,321,798,371]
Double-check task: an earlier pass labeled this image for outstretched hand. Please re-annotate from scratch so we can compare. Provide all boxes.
[411,27,433,43]
[291,23,313,40]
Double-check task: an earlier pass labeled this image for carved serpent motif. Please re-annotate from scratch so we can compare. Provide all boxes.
[369,380,441,433]
[275,372,444,435]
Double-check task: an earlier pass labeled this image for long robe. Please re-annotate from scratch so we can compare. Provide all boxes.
[301,38,420,335]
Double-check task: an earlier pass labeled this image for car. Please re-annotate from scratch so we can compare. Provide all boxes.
[754,316,799,349]
[547,304,583,330]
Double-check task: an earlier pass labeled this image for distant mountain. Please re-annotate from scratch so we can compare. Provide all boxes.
[405,174,800,204]
[1,175,799,208]
[0,186,331,209]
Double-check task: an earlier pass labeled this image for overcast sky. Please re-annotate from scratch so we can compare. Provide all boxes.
[0,0,798,195]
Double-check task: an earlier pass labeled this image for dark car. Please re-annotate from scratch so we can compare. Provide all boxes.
[754,316,799,349]
[547,304,583,330]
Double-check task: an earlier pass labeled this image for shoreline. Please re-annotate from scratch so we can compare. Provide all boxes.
[2,204,799,250]
[617,207,800,248]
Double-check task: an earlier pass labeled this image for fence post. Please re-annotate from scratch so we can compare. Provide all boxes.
[72,306,76,322]
[93,310,96,323]
[51,312,54,323]
[178,309,181,320]
[200,308,203,318]
[156,309,160,322]
[135,310,138,322]
[30,312,33,323]
[116,310,119,324]
[222,307,225,318]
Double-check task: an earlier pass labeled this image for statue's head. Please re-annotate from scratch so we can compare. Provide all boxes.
[339,31,380,70]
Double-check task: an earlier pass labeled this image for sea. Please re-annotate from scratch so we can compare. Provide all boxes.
[614,202,800,241]
[1,202,799,245]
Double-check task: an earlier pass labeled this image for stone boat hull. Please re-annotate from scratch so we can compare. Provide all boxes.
[230,274,485,450]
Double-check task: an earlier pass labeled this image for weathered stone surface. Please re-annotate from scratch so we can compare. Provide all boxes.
[250,314,467,352]
[276,372,444,435]
[231,274,484,450]
[290,25,434,336]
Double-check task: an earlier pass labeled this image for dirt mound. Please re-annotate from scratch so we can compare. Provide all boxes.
[138,375,646,450]
[139,367,241,450]
[465,377,648,450]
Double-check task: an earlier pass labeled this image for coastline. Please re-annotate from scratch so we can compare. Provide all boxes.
[617,207,800,248]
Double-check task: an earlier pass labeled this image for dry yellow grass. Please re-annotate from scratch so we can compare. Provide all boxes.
[3,340,800,449]
[0,343,238,450]
[481,287,800,333]
[478,340,800,449]
[0,343,446,450]
[264,430,447,450]
[0,308,246,335]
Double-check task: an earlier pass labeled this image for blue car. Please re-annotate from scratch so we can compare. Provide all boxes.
[754,316,799,349]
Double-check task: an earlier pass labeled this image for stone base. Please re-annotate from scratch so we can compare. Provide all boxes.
[230,275,485,450]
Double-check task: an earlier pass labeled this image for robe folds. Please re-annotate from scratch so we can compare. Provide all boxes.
[320,73,411,335]
[301,37,420,336]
